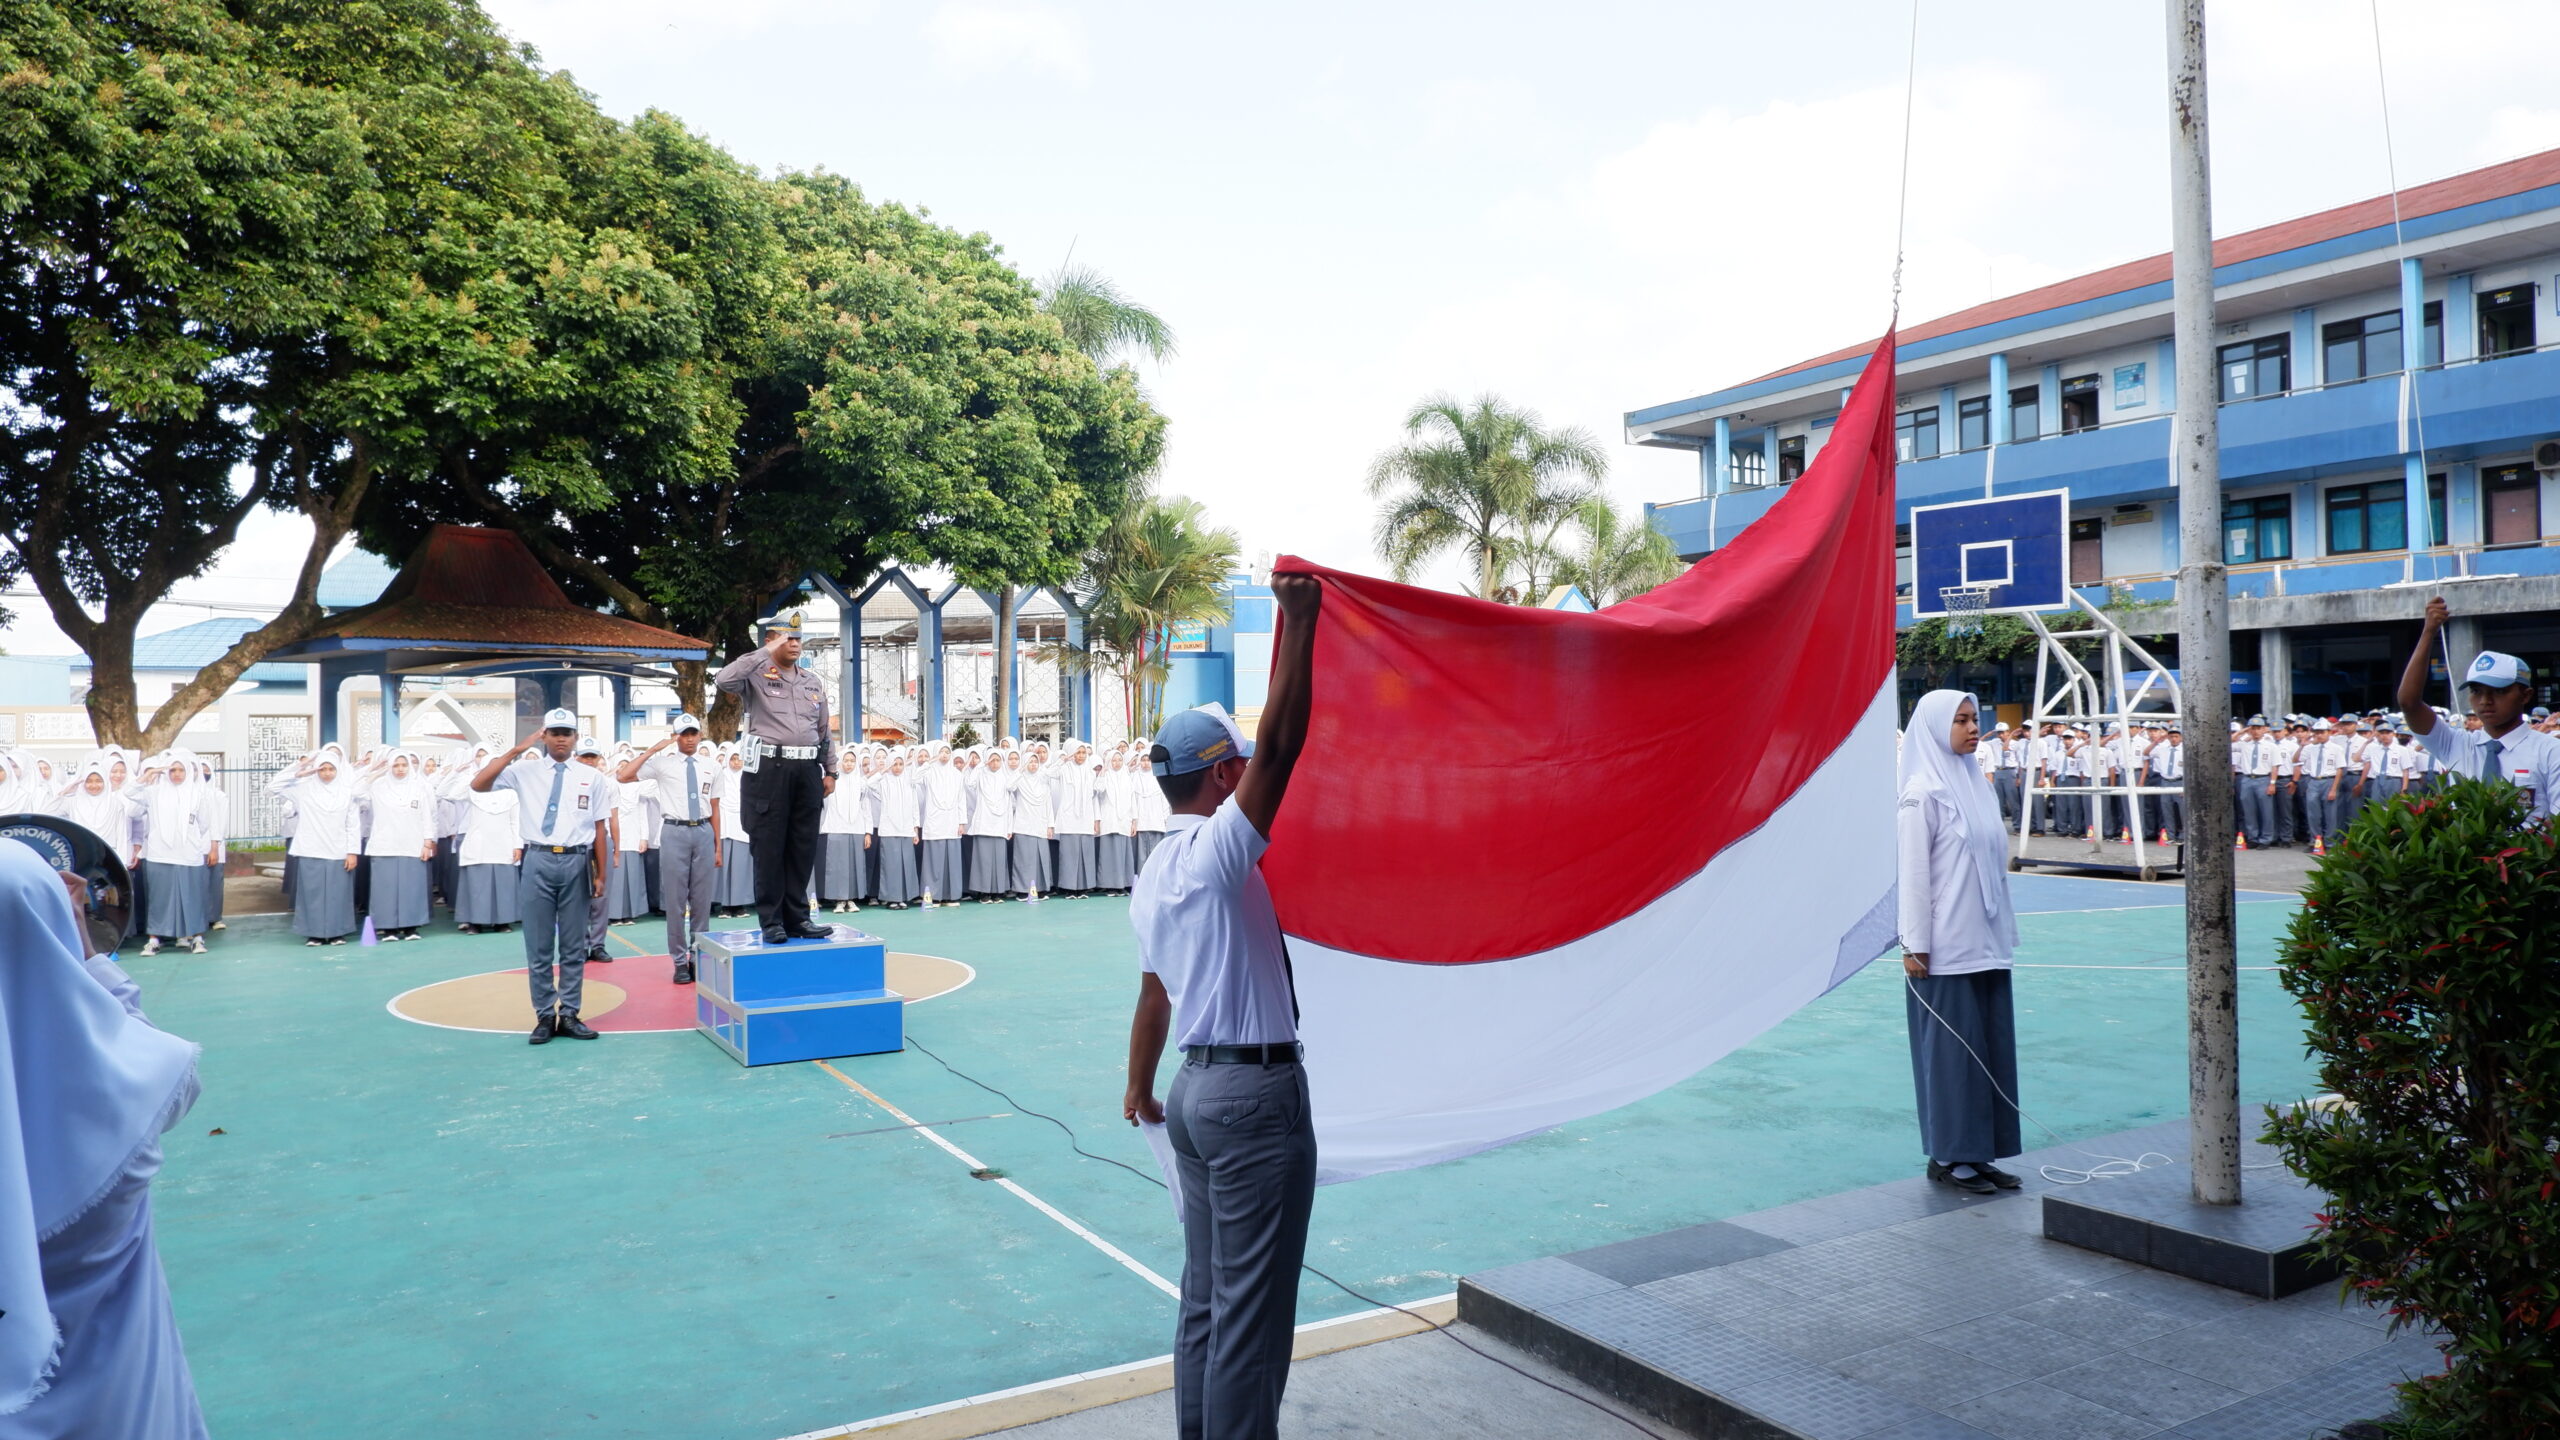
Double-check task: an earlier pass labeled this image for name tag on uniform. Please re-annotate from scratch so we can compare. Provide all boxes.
[576,792,590,810]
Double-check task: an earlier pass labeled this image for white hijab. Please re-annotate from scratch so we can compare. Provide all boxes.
[1898,690,2017,946]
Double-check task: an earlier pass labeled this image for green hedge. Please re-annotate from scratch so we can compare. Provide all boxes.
[2267,777,2560,1436]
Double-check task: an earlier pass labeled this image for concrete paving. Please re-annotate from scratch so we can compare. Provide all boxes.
[985,1325,1670,1439]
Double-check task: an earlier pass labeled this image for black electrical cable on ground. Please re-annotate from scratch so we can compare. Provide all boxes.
[901,1034,1675,1440]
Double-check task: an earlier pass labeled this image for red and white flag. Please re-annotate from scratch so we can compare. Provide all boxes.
[1266,333,1902,1183]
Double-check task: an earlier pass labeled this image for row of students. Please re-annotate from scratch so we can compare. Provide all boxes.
[1,747,231,955]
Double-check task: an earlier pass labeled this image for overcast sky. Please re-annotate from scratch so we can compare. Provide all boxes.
[12,0,2560,655]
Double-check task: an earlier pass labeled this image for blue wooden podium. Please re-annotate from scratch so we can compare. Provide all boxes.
[693,925,904,1066]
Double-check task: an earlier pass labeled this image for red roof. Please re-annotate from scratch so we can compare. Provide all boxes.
[304,526,705,655]
[1750,146,2560,387]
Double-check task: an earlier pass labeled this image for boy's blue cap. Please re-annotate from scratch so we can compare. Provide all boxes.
[1149,703,1253,777]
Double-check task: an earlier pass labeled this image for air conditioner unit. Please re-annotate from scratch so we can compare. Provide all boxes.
[2537,438,2560,473]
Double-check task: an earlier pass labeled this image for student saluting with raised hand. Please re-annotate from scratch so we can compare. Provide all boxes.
[1121,571,1321,1440]
[2400,596,2560,819]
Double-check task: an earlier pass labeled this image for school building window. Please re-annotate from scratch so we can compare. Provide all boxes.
[1895,406,1940,461]
[2059,374,2100,434]
[2325,476,2445,554]
[2217,335,2289,402]
[1956,395,1991,451]
[1777,435,1806,482]
[2322,303,2441,384]
[2007,385,2039,442]
[2222,494,2292,563]
[2484,463,2542,546]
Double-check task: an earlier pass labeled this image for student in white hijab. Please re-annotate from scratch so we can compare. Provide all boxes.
[870,751,922,907]
[917,743,966,906]
[968,748,1016,901]
[270,752,360,945]
[190,760,228,935]
[816,747,868,914]
[1897,689,2024,1196]
[130,754,212,956]
[1132,745,1172,870]
[1095,743,1138,894]
[714,744,755,916]
[1009,749,1056,897]
[358,749,437,941]
[442,746,523,934]
[0,837,208,1436]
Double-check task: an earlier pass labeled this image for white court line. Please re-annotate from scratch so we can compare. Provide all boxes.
[780,1296,1458,1438]
[2017,898,2295,915]
[2014,963,2283,971]
[813,1060,1180,1300]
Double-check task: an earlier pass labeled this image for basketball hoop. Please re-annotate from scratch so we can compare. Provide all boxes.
[1939,583,1997,637]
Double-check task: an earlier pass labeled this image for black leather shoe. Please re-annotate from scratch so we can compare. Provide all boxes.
[1977,1162,2024,1190]
[1927,1160,1998,1195]
[788,920,834,940]
[528,1014,556,1045]
[672,961,696,985]
[761,925,790,946]
[588,948,613,964]
[555,1011,599,1040]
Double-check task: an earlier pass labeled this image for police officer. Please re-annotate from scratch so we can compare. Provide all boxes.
[715,609,835,945]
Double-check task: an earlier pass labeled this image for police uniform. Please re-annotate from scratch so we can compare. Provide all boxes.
[715,609,834,941]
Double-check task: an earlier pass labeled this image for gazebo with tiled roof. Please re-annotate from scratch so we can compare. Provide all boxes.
[265,525,707,746]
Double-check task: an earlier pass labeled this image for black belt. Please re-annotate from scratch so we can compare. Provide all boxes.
[1189,1043,1302,1065]
[540,844,589,854]
[665,817,712,826]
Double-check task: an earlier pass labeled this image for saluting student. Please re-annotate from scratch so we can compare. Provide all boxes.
[817,747,868,914]
[871,752,922,908]
[1053,743,1104,896]
[1010,750,1057,896]
[470,710,611,1044]
[1097,744,1139,893]
[445,746,522,935]
[919,744,968,905]
[131,755,211,956]
[2400,596,2560,817]
[194,758,229,934]
[970,750,1017,901]
[270,754,359,947]
[715,746,757,916]
[621,717,720,982]
[607,749,654,923]
[1134,746,1172,869]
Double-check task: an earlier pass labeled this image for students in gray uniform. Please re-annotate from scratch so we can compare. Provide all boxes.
[1122,572,1321,1440]
[471,709,611,1044]
[575,738,619,967]
[622,715,720,986]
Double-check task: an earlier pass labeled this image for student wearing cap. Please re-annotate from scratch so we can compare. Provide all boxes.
[2146,726,2186,840]
[2234,717,2275,848]
[713,608,835,947]
[573,739,624,965]
[2300,720,2339,843]
[621,716,721,986]
[471,710,612,1043]
[1122,574,1320,1440]
[2400,598,2560,819]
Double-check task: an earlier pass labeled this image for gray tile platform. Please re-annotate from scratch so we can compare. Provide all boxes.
[1457,1121,2438,1439]
[2043,1156,2339,1298]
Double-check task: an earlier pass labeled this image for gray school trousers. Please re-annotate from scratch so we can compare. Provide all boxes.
[659,820,718,961]
[1167,1053,1317,1440]
[519,845,592,1017]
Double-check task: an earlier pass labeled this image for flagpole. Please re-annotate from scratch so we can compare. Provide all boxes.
[2168,0,2241,1206]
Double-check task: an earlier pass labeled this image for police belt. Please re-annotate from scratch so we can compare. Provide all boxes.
[744,736,820,762]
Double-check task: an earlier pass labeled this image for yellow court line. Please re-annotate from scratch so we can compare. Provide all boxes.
[811,1060,1180,1299]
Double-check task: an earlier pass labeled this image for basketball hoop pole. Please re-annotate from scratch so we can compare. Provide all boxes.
[2170,0,2240,1208]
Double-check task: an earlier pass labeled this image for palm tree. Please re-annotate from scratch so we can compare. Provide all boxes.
[1040,262,1175,367]
[1079,492,1240,735]
[1366,396,1605,600]
[1554,497,1688,605]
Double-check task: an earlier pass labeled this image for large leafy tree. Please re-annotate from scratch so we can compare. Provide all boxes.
[1366,396,1605,601]
[0,0,693,750]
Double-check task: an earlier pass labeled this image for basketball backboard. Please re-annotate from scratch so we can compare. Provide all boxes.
[1908,488,2072,617]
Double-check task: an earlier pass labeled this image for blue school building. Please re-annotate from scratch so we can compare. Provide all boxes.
[1631,147,2560,720]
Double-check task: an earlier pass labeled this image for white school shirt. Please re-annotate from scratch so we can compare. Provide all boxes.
[1130,800,1296,1049]
[819,770,866,836]
[2271,737,2299,778]
[2300,737,2335,780]
[2152,741,2184,782]
[975,766,1017,832]
[132,781,207,866]
[1894,794,2013,976]
[2358,736,2389,776]
[1099,767,1136,833]
[362,776,437,856]
[195,777,228,863]
[717,767,748,847]
[489,753,615,847]
[271,775,357,860]
[1975,739,2000,777]
[637,747,721,826]
[1011,769,1055,836]
[873,769,921,834]
[1135,771,1171,833]
[920,764,967,840]
[455,788,522,866]
[1053,762,1102,833]
[2414,720,2560,822]
[612,779,648,853]
[1996,737,2024,771]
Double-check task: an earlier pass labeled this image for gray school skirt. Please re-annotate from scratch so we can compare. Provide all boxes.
[1905,968,2021,1164]
[872,837,920,903]
[292,855,357,939]
[818,834,867,899]
[967,834,1010,893]
[1096,834,1134,890]
[141,860,209,938]
[716,841,757,906]
[1053,834,1096,890]
[455,863,521,925]
[922,837,965,903]
[367,855,431,929]
[608,847,652,920]
[1010,833,1053,893]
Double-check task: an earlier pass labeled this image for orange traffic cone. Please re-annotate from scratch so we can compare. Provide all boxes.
[2312,835,2327,857]
[2235,831,2249,850]
[2158,827,2173,845]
